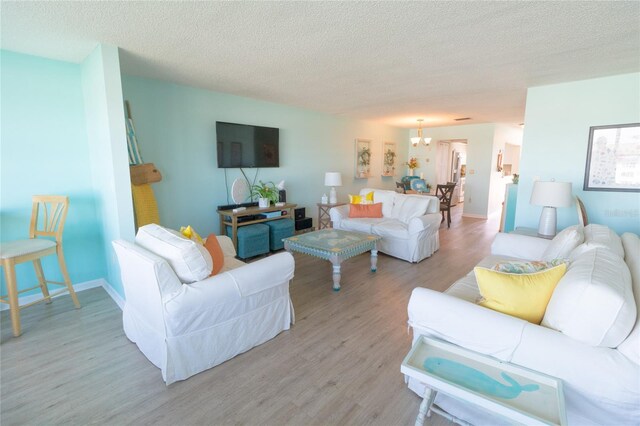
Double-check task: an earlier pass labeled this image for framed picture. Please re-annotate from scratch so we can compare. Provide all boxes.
[382,141,396,176]
[355,138,372,178]
[583,123,640,192]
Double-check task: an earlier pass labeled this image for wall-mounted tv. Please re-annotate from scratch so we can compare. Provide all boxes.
[216,121,279,168]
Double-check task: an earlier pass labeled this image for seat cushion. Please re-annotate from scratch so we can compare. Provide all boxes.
[135,224,213,284]
[0,239,56,259]
[371,220,409,239]
[542,247,636,347]
[339,217,386,234]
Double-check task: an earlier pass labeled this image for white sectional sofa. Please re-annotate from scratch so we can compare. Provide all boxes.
[329,188,441,263]
[112,225,295,385]
[407,224,640,425]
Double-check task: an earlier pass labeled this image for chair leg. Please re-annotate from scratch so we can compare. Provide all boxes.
[3,259,22,337]
[441,211,445,223]
[447,209,451,228]
[33,259,52,304]
[56,245,80,309]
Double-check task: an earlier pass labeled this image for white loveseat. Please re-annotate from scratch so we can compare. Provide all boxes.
[407,225,640,425]
[329,188,441,263]
[112,229,295,385]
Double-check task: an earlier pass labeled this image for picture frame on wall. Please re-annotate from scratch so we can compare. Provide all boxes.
[381,141,397,176]
[583,123,640,192]
[355,138,372,178]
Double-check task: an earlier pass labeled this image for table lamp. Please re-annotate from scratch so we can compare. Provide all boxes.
[324,172,342,204]
[530,181,572,238]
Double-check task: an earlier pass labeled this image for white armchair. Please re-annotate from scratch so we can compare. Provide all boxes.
[112,235,295,385]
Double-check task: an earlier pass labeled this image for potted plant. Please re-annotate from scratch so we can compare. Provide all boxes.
[251,181,278,208]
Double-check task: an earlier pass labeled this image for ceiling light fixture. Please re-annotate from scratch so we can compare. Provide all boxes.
[411,119,431,147]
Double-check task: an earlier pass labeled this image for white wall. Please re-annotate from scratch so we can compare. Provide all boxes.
[121,75,409,233]
[488,124,524,216]
[411,123,497,218]
[515,73,640,234]
[81,45,134,296]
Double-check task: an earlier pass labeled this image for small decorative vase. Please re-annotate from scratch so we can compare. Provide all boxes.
[409,169,415,176]
[258,198,270,208]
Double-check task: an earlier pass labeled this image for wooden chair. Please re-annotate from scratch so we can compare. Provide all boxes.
[0,195,80,336]
[436,184,457,228]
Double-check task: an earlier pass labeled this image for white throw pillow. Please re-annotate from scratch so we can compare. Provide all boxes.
[541,225,584,261]
[361,189,396,218]
[617,233,640,364]
[583,224,625,258]
[542,247,636,347]
[135,224,213,284]
[390,195,430,223]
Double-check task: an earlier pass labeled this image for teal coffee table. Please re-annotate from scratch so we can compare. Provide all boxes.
[283,229,382,291]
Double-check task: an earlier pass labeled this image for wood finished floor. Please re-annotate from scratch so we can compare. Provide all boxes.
[1,206,500,426]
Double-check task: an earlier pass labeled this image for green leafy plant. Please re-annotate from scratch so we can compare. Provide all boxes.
[358,147,371,167]
[251,180,279,203]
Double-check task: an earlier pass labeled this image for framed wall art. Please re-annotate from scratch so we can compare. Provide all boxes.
[382,141,397,176]
[583,123,640,192]
[355,138,372,178]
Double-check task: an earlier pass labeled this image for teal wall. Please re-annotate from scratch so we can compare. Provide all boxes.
[121,75,408,235]
[81,45,134,298]
[0,50,106,295]
[515,73,640,234]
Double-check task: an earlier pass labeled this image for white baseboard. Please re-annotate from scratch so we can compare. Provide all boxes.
[0,278,105,311]
[100,281,125,310]
[462,213,488,219]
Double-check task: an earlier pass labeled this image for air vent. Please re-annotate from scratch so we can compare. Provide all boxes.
[454,117,471,121]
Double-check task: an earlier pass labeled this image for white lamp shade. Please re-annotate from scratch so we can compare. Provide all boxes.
[411,137,420,146]
[324,172,342,187]
[530,181,572,208]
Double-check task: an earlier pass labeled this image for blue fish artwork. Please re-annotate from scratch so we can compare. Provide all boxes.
[424,357,539,399]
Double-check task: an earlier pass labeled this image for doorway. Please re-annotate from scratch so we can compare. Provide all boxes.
[436,139,467,204]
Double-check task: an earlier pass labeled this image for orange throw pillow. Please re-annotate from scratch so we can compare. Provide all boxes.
[204,234,225,276]
[348,203,383,218]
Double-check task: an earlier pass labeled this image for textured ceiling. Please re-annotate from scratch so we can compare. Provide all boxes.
[1,1,639,128]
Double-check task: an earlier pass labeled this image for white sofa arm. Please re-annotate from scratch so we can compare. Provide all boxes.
[329,204,350,229]
[491,232,551,260]
[408,287,526,361]
[408,213,441,235]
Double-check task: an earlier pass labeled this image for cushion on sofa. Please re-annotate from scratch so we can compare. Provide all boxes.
[579,223,625,258]
[339,217,386,234]
[542,247,636,347]
[390,195,430,223]
[349,191,374,204]
[371,220,409,240]
[361,189,395,218]
[541,225,584,260]
[135,224,213,283]
[618,233,640,365]
[348,203,383,218]
[475,264,566,324]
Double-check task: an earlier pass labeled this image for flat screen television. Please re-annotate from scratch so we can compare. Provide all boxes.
[216,121,279,168]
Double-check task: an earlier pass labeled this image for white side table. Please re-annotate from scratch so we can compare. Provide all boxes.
[401,336,566,426]
[511,227,554,240]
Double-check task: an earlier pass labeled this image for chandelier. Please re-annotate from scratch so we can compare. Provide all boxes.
[411,119,431,147]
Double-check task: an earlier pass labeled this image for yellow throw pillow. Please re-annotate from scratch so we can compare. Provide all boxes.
[348,192,374,205]
[180,225,204,245]
[474,263,567,324]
